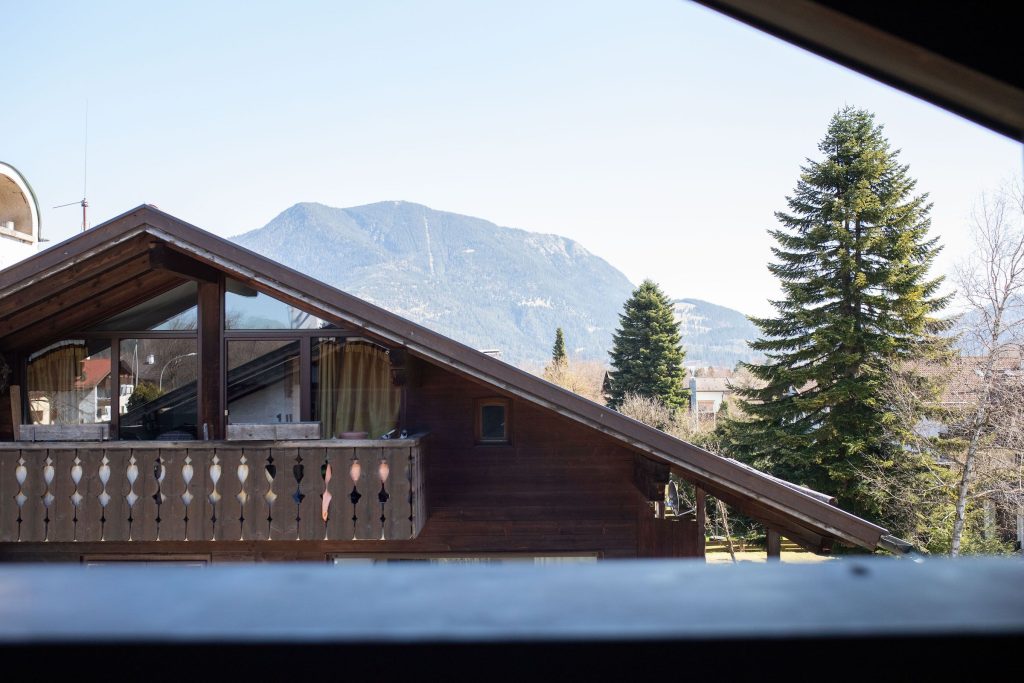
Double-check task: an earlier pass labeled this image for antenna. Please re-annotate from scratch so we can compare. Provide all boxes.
[53,101,89,232]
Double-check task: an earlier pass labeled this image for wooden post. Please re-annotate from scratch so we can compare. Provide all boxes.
[197,278,224,439]
[695,485,706,557]
[8,385,22,441]
[767,528,781,561]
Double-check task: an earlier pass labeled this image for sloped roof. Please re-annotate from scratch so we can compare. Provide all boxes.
[0,205,891,552]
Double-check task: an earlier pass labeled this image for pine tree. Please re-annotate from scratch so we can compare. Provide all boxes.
[729,106,950,522]
[551,327,567,366]
[606,280,688,411]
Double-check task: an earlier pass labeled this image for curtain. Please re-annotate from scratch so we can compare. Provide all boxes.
[27,343,87,424]
[318,340,400,438]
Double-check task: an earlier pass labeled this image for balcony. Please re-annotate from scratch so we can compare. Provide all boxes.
[0,436,425,544]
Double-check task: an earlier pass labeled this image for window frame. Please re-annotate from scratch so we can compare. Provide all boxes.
[475,397,512,445]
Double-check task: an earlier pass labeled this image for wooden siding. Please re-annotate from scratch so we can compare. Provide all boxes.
[403,361,682,560]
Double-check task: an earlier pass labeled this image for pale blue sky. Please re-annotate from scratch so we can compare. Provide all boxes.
[3,0,1020,316]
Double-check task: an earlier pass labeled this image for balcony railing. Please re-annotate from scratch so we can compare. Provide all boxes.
[0,437,425,543]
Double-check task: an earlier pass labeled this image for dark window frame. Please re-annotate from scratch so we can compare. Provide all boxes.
[475,397,511,445]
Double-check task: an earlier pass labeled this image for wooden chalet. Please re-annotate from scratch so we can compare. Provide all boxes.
[0,205,899,563]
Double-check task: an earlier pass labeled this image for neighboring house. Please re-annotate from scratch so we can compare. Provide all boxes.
[0,206,900,562]
[910,351,1024,548]
[688,373,735,424]
[0,162,40,271]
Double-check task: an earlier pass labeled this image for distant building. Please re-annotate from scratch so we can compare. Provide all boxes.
[688,372,736,424]
[0,162,40,269]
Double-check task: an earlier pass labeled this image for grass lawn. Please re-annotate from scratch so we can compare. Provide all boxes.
[704,540,837,564]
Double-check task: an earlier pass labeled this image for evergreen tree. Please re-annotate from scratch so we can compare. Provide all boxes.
[551,327,568,366]
[606,279,688,411]
[728,106,950,522]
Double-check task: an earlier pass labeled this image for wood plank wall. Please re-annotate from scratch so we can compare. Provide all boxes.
[402,361,679,560]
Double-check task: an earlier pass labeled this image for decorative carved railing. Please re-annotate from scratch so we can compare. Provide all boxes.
[0,438,425,543]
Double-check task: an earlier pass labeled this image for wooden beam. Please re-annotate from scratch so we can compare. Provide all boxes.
[766,529,781,561]
[149,244,219,284]
[695,0,1024,140]
[633,454,670,502]
[695,485,706,557]
[0,238,151,323]
[197,278,224,439]
[0,253,153,339]
[1,272,184,351]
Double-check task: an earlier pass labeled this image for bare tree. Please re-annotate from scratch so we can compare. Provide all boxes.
[540,358,611,405]
[949,179,1024,555]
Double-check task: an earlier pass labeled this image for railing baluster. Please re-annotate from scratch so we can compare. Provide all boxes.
[264,453,277,539]
[181,454,194,541]
[15,455,27,542]
[125,453,139,541]
[208,452,221,541]
[321,450,332,540]
[236,452,249,541]
[70,455,83,541]
[98,454,111,541]
[42,454,55,542]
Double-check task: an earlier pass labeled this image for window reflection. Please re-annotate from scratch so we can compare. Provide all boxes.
[119,339,198,440]
[225,278,323,329]
[226,339,301,424]
[91,282,197,331]
[26,340,113,425]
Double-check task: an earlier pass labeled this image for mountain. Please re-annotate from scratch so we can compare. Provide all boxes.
[673,298,764,369]
[233,201,764,368]
[233,201,634,365]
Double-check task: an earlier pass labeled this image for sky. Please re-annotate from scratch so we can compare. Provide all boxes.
[2,0,1021,317]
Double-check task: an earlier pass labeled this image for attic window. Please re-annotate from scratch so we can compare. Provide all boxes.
[476,398,510,444]
[225,278,324,329]
[91,282,197,331]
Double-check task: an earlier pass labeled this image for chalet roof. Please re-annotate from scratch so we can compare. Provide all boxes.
[0,205,893,553]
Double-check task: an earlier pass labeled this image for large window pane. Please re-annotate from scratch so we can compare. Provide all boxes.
[119,339,198,440]
[92,282,197,331]
[225,278,323,329]
[26,340,112,425]
[227,339,301,424]
[313,338,400,438]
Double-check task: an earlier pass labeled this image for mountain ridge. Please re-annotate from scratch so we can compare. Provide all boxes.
[233,201,762,368]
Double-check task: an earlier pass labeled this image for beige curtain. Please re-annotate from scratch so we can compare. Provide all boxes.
[319,340,400,438]
[27,344,87,424]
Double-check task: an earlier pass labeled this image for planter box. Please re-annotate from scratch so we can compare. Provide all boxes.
[18,424,111,441]
[226,422,321,441]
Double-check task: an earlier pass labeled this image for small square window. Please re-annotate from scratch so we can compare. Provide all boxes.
[476,398,510,444]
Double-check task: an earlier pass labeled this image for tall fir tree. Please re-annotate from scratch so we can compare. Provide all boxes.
[606,280,688,411]
[551,327,568,366]
[729,106,950,522]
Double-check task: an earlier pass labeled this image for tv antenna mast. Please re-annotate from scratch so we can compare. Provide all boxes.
[54,102,90,232]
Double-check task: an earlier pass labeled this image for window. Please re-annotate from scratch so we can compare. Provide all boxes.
[312,338,400,438]
[226,339,301,424]
[225,278,323,329]
[91,282,197,331]
[26,339,112,425]
[476,398,510,444]
[118,338,198,440]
